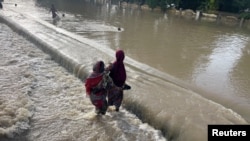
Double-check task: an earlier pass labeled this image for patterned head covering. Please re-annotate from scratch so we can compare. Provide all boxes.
[93,61,105,73]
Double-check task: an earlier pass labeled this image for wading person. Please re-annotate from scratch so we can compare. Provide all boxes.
[106,49,131,112]
[50,4,58,19]
[85,61,114,115]
[0,0,3,9]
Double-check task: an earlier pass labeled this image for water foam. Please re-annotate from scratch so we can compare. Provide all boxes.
[0,4,248,141]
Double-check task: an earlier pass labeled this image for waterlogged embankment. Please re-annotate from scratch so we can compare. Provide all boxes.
[0,23,166,141]
[0,6,248,141]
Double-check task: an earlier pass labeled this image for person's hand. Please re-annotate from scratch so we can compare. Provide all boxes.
[123,84,131,90]
[105,63,113,71]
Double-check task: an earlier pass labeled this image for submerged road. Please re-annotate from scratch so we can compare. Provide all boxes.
[0,4,248,141]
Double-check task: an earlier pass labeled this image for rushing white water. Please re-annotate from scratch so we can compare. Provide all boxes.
[0,23,166,141]
[0,0,249,141]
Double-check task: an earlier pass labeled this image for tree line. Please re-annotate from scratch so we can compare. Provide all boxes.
[121,0,250,18]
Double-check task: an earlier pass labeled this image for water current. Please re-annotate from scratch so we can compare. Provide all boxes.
[0,20,166,141]
[0,0,249,141]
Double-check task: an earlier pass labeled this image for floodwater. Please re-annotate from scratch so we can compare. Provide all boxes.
[39,0,250,122]
[0,22,166,141]
[0,0,250,141]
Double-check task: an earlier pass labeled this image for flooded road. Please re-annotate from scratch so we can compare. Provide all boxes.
[0,0,249,141]
[0,23,166,141]
[37,0,250,122]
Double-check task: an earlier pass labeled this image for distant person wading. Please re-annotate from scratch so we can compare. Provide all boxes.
[0,0,3,9]
[50,4,58,19]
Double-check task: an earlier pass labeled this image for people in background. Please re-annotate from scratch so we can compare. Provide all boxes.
[50,4,58,19]
[0,0,3,9]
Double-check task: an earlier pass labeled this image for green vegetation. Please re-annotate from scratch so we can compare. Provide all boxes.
[122,0,250,15]
[239,12,250,20]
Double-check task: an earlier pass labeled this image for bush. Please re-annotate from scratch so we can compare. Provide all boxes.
[239,12,250,19]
